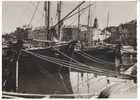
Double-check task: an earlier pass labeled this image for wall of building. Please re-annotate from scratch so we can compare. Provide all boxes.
[12,27,30,40]
[28,28,46,40]
[61,26,79,41]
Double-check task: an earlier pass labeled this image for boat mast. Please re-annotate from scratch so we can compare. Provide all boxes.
[107,10,109,28]
[77,2,80,93]
[87,2,91,93]
[87,2,91,46]
[54,1,85,27]
[44,1,50,40]
[78,3,80,41]
[57,1,62,40]
[105,10,109,39]
[78,3,80,30]
[87,3,91,27]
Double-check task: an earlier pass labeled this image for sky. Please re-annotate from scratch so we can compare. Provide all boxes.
[2,1,136,34]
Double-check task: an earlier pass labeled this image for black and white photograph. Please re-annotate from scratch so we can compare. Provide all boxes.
[2,0,137,99]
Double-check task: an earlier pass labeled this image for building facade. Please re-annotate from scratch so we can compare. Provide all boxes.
[61,25,80,41]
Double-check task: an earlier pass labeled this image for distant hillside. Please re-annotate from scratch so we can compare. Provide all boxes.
[103,20,136,47]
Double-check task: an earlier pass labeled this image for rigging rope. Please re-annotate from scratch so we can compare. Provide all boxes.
[54,48,113,74]
[22,49,135,79]
[54,1,85,27]
[65,4,94,21]
[28,2,40,26]
[79,50,114,65]
[67,4,92,26]
[53,48,119,75]
[51,49,136,79]
[24,50,108,75]
[22,50,93,73]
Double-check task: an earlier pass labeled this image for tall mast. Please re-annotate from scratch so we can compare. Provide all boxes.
[78,2,80,40]
[44,1,50,40]
[87,2,91,27]
[77,2,80,93]
[57,1,62,40]
[54,1,85,27]
[105,10,109,38]
[87,2,91,46]
[78,4,80,29]
[107,10,109,28]
[87,2,91,91]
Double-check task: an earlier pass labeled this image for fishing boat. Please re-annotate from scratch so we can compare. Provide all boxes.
[2,1,137,98]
